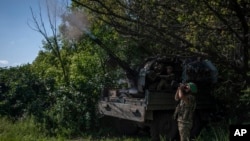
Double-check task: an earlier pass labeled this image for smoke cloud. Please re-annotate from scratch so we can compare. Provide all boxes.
[60,10,90,40]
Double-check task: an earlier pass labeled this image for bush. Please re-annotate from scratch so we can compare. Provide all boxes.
[0,65,47,118]
[0,65,101,137]
[38,85,100,137]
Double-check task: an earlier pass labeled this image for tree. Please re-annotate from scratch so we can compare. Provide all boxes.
[29,0,70,85]
[70,0,250,124]
[71,0,250,81]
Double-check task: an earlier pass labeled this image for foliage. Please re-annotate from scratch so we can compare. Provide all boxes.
[1,0,249,139]
[72,0,249,63]
[0,65,48,119]
[239,87,250,124]
[71,0,250,123]
[38,86,99,137]
[32,43,105,136]
[0,116,66,141]
[195,122,229,141]
[0,116,231,141]
[0,43,105,136]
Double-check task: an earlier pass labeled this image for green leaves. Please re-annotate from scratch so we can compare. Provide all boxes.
[0,65,45,118]
[1,0,249,137]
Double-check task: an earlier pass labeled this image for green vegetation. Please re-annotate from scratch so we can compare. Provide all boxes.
[196,123,229,141]
[0,0,249,140]
[0,116,229,141]
[0,117,64,141]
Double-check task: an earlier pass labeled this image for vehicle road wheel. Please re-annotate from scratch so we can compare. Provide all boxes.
[150,111,178,141]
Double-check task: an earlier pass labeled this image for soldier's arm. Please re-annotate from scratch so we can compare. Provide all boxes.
[175,88,180,101]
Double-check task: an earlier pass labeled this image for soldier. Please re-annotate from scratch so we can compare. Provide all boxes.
[146,62,164,90]
[173,82,197,141]
[157,65,175,90]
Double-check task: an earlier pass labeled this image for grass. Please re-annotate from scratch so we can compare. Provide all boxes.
[195,122,229,141]
[0,116,229,141]
[0,116,65,141]
[0,116,150,141]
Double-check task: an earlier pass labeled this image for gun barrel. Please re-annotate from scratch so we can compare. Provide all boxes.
[85,31,138,83]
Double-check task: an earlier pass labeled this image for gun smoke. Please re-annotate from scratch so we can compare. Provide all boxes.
[60,10,90,40]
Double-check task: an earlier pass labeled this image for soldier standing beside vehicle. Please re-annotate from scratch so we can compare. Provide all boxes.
[174,82,197,141]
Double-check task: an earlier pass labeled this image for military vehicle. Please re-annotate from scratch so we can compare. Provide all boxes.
[87,34,218,140]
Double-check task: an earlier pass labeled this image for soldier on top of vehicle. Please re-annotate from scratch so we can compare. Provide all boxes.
[146,62,164,90]
[157,65,175,91]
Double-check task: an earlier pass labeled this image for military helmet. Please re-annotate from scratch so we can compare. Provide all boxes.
[187,82,197,93]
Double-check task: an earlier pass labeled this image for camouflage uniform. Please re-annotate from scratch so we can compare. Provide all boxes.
[174,94,196,141]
